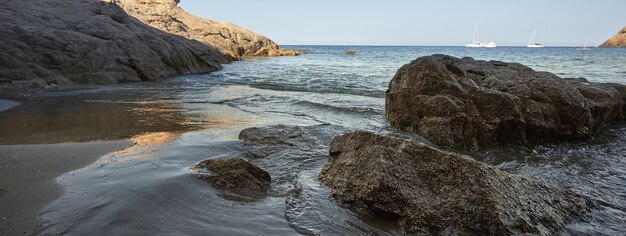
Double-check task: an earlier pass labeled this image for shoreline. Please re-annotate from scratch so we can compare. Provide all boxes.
[0,140,133,235]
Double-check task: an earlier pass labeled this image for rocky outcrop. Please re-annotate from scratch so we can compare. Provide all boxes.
[195,158,271,192]
[386,54,626,150]
[320,131,593,235]
[112,0,303,59]
[0,0,226,88]
[600,26,626,48]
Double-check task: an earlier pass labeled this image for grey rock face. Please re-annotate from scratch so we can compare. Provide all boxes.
[113,0,303,60]
[320,131,593,235]
[0,0,227,88]
[385,54,626,150]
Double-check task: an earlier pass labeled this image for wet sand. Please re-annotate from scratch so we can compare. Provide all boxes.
[0,95,191,145]
[0,86,196,235]
[0,140,132,235]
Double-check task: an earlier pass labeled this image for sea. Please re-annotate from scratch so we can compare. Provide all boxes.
[1,46,625,235]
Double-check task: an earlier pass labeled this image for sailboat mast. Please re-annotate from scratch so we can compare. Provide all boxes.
[528,29,536,45]
[472,23,477,43]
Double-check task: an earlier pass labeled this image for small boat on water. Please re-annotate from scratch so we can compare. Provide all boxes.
[466,41,497,48]
[526,29,544,48]
[576,44,589,51]
[465,23,497,48]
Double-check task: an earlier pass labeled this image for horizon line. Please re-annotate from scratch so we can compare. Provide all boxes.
[279,44,608,48]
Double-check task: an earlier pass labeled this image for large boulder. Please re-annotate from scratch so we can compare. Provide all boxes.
[385,54,626,150]
[195,158,271,193]
[0,0,226,88]
[319,131,593,235]
[112,0,303,59]
[600,26,626,48]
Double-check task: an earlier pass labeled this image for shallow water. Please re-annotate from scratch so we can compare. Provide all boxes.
[1,46,625,235]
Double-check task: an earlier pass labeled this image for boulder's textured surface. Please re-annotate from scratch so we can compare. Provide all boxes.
[112,0,303,59]
[320,131,593,235]
[386,54,626,150]
[0,0,226,88]
[195,158,271,192]
[600,26,626,48]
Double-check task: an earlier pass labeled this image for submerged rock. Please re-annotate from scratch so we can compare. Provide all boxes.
[113,0,304,59]
[239,124,329,159]
[0,0,226,88]
[195,158,271,192]
[385,54,626,150]
[320,131,593,235]
[238,124,344,194]
[600,26,626,48]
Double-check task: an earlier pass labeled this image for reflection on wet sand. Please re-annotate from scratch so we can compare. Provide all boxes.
[114,132,181,161]
[0,99,21,112]
[0,95,192,144]
[199,105,257,130]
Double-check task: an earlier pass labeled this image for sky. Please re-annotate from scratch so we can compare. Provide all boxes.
[179,0,626,47]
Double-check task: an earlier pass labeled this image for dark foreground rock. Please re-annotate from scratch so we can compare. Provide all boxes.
[195,158,271,192]
[320,131,593,235]
[0,0,227,88]
[386,54,626,150]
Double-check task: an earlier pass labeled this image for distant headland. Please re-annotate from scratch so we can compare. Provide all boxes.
[600,26,626,48]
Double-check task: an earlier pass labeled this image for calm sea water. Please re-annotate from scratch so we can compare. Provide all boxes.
[217,46,626,99]
[3,46,624,235]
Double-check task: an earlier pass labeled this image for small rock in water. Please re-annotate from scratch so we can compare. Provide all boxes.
[195,158,271,193]
[344,50,356,55]
[320,131,594,235]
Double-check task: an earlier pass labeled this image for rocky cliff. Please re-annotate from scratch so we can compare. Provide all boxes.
[0,0,227,88]
[600,26,626,48]
[112,0,302,59]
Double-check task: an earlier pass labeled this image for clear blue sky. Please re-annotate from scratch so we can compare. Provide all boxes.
[180,0,626,46]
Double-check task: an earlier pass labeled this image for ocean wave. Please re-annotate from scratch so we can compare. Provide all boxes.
[294,100,382,116]
[226,81,386,98]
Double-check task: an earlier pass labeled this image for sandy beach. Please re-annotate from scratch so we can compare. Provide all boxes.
[0,140,132,235]
[0,89,194,235]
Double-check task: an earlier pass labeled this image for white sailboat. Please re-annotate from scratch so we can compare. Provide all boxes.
[526,29,544,48]
[465,23,497,48]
